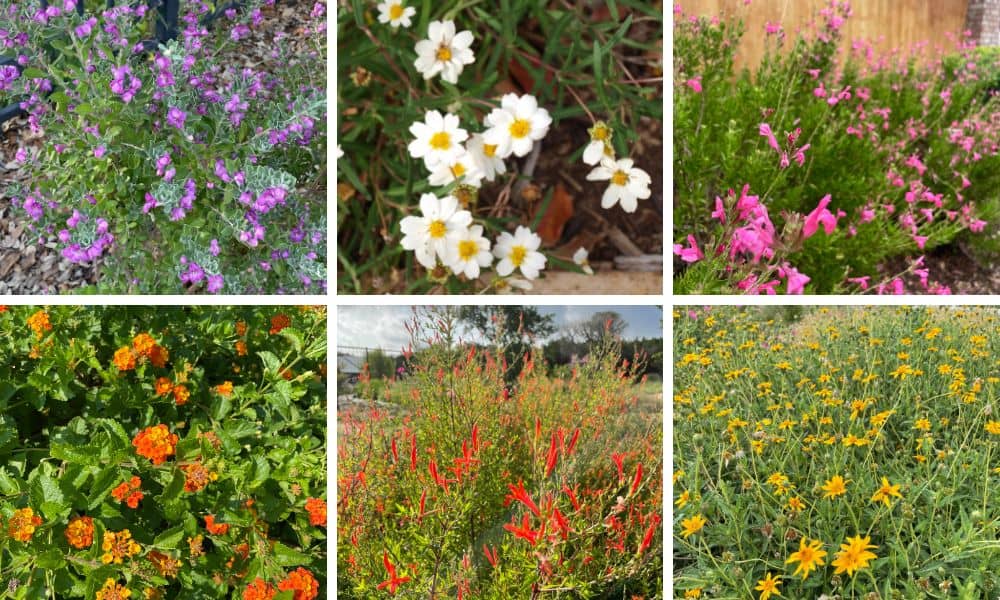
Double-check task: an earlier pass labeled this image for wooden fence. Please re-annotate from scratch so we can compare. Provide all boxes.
[677,0,972,68]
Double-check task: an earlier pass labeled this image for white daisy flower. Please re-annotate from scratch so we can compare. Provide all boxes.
[466,133,506,182]
[427,150,484,188]
[483,93,552,158]
[572,247,594,275]
[582,121,613,166]
[376,0,416,28]
[447,224,492,279]
[414,20,475,84]
[408,110,468,169]
[493,225,546,280]
[586,156,652,213]
[400,193,473,269]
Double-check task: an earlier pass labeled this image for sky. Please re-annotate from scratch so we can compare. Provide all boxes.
[337,305,662,353]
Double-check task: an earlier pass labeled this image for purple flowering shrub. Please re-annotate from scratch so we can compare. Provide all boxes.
[1,0,327,294]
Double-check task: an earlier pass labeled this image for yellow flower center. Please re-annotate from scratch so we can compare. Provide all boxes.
[428,220,447,238]
[611,170,629,186]
[436,44,452,61]
[509,119,531,139]
[389,3,404,19]
[429,131,451,150]
[450,163,466,178]
[458,239,479,260]
[510,245,527,267]
[592,124,609,140]
[483,143,497,157]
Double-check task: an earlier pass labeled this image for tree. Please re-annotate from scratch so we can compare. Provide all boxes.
[458,306,555,381]
[567,311,626,345]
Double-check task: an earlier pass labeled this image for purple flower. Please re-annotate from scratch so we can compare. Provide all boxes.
[209,239,220,256]
[74,17,97,38]
[206,274,224,293]
[94,145,106,158]
[166,106,187,129]
[142,192,158,214]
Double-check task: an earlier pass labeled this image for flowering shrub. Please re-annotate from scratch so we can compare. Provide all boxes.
[337,315,663,597]
[673,0,1000,294]
[1,1,326,294]
[674,306,1000,598]
[337,1,662,293]
[0,305,326,597]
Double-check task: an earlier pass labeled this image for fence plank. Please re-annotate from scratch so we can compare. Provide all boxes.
[677,0,971,69]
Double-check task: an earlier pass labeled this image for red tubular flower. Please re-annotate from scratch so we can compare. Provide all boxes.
[428,460,449,493]
[544,433,558,478]
[550,507,570,540]
[562,485,581,511]
[376,551,410,594]
[503,513,542,546]
[637,515,661,555]
[482,544,498,568]
[391,437,398,463]
[505,480,540,517]
[535,417,541,440]
[409,435,417,472]
[611,452,625,482]
[471,423,479,452]
[567,428,580,455]
[418,489,427,519]
[630,463,643,496]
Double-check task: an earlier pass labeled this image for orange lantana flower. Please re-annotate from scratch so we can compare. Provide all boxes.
[214,381,234,396]
[269,314,291,335]
[304,497,327,527]
[278,568,319,600]
[113,346,137,371]
[27,310,51,338]
[183,462,217,493]
[133,333,157,357]
[65,515,95,549]
[243,579,277,600]
[172,384,190,406]
[204,515,229,535]
[8,507,42,542]
[132,424,179,465]
[155,377,173,396]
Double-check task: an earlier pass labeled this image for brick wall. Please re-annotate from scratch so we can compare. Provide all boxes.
[967,0,1000,46]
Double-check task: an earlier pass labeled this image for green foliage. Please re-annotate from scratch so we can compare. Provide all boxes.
[339,327,663,598]
[336,0,662,293]
[674,306,1000,598]
[0,2,326,293]
[0,306,327,598]
[674,6,1000,293]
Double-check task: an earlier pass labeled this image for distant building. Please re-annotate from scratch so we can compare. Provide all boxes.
[337,354,366,383]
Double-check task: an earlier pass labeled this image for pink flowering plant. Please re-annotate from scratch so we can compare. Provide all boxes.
[2,1,326,294]
[674,0,1000,294]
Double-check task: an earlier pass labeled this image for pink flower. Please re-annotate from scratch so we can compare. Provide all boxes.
[847,276,870,290]
[969,219,987,233]
[793,144,810,166]
[778,264,810,294]
[758,123,780,152]
[673,235,703,263]
[711,197,726,223]
[765,21,782,34]
[913,235,928,249]
[904,154,927,176]
[685,77,702,93]
[860,207,875,223]
[802,194,838,238]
